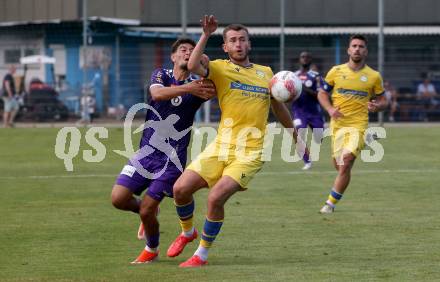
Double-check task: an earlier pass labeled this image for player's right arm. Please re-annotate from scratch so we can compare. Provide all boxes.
[149,69,215,101]
[187,15,218,77]
[318,67,344,119]
[150,81,215,101]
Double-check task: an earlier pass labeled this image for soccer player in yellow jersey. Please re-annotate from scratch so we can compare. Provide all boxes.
[166,15,301,267]
[317,34,388,214]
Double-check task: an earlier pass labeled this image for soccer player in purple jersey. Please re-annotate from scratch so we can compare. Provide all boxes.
[110,38,216,264]
[291,51,324,170]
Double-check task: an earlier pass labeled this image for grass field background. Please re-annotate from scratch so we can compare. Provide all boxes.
[1,125,439,281]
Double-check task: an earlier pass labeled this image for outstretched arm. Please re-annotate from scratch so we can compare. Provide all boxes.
[150,85,191,101]
[150,79,216,101]
[187,15,218,77]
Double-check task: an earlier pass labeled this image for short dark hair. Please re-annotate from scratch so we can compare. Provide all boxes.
[171,38,196,53]
[349,34,368,46]
[222,24,249,41]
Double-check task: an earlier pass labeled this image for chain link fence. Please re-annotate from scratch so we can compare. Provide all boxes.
[1,23,439,123]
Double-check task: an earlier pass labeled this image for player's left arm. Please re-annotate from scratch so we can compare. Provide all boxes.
[271,99,309,156]
[368,95,388,112]
[271,99,299,143]
[368,74,388,112]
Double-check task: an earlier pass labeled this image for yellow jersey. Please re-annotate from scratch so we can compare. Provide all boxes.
[322,63,384,128]
[207,59,273,149]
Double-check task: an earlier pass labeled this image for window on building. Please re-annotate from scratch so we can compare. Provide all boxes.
[24,48,40,57]
[4,49,21,64]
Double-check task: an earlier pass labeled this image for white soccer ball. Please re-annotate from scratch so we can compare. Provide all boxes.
[269,71,302,102]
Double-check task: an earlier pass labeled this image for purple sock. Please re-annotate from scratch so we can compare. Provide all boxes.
[303,151,310,163]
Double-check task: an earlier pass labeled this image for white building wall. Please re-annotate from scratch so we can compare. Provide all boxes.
[0,34,46,92]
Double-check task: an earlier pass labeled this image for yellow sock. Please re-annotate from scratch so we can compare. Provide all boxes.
[179,217,194,233]
[175,200,195,234]
[326,189,343,207]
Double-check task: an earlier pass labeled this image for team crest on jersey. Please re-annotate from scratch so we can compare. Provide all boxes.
[256,70,265,78]
[171,96,182,106]
[360,75,368,82]
[235,67,240,72]
[155,73,163,84]
[305,80,313,87]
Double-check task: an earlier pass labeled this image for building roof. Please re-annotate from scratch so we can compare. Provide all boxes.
[88,17,140,26]
[123,25,440,37]
[0,17,140,27]
[0,19,62,27]
[1,18,438,36]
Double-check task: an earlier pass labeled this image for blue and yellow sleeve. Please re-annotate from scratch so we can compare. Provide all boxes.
[374,73,385,96]
[321,67,336,93]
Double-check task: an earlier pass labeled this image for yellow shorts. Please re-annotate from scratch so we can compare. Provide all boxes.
[186,141,264,189]
[331,125,366,158]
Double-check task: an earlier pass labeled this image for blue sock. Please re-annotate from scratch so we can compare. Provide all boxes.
[200,217,223,248]
[175,200,195,234]
[146,233,159,250]
[326,189,343,207]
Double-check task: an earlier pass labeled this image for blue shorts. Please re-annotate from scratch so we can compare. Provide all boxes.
[2,97,19,112]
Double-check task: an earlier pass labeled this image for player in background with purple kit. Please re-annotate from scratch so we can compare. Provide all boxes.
[291,51,324,170]
[110,38,216,264]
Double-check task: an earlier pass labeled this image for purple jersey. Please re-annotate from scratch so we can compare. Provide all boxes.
[115,68,204,201]
[140,68,204,168]
[291,70,322,117]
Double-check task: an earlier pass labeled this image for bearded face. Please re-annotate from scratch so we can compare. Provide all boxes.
[347,39,368,63]
[223,29,251,64]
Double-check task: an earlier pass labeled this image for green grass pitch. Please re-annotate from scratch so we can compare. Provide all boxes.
[1,125,439,281]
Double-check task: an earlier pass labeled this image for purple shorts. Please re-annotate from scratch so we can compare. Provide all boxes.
[115,158,182,202]
[293,113,324,130]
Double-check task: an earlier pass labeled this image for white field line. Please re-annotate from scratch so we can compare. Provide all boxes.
[0,168,438,180]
